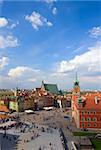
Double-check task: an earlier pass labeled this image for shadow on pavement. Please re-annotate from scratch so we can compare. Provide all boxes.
[0,133,19,150]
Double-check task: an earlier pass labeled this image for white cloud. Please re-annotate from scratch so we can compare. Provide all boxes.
[10,23,16,29]
[1,41,101,90]
[9,21,19,29]
[0,35,19,48]
[0,17,8,27]
[89,26,101,38]
[28,78,36,82]
[7,66,44,88]
[52,7,57,15]
[8,66,39,78]
[56,41,101,74]
[25,11,53,30]
[0,57,9,69]
[43,0,56,3]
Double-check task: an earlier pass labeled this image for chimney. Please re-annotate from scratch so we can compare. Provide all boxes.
[94,96,99,104]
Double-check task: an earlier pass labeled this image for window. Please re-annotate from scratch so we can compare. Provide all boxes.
[94,124,96,127]
[88,117,91,121]
[94,111,96,114]
[82,111,85,114]
[93,118,97,121]
[88,111,90,114]
[82,123,85,127]
[82,117,85,121]
[88,124,91,127]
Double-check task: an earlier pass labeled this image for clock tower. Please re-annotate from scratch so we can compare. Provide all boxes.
[72,73,81,119]
[72,73,80,95]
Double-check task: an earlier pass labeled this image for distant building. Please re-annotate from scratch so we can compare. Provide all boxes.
[0,105,9,122]
[0,90,14,100]
[72,75,101,129]
[9,96,24,112]
[41,81,59,95]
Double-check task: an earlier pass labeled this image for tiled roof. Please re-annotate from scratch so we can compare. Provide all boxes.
[43,83,59,95]
[0,105,9,112]
[83,94,101,109]
[0,114,9,119]
[76,93,101,110]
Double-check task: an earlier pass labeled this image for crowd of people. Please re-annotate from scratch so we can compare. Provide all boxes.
[0,109,69,150]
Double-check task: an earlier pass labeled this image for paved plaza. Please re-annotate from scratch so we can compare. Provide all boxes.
[0,108,72,150]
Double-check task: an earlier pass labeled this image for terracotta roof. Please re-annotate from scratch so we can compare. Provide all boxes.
[78,93,101,110]
[0,114,9,119]
[0,105,9,112]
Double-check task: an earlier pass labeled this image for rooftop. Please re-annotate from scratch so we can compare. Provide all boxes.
[0,105,9,112]
[78,93,101,110]
[43,82,59,95]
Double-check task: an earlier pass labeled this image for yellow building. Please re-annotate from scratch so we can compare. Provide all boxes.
[9,96,24,112]
[0,90,14,99]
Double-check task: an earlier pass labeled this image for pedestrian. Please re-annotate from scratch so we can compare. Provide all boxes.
[39,146,42,150]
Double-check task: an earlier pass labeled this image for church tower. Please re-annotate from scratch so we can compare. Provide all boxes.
[72,73,80,95]
[72,73,81,119]
[14,87,19,96]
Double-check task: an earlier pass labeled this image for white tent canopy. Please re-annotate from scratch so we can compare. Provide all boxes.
[43,107,54,111]
[25,110,34,113]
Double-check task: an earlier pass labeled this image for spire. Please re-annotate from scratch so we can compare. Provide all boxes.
[74,72,79,87]
[42,80,44,85]
[76,71,78,81]
[72,71,80,95]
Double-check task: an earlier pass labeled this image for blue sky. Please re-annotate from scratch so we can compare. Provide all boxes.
[0,0,101,90]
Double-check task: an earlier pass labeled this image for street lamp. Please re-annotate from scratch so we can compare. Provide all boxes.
[0,133,2,150]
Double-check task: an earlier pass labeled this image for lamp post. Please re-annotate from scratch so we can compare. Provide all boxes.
[17,97,20,123]
[0,133,2,150]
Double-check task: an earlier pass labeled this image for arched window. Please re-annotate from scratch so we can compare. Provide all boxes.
[94,124,96,127]
[82,117,85,121]
[82,111,85,114]
[88,124,91,127]
[94,111,96,114]
[82,123,85,127]
[88,117,91,121]
[93,117,97,121]
[88,111,90,114]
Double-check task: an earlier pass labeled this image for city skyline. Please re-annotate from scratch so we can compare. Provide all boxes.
[0,0,101,90]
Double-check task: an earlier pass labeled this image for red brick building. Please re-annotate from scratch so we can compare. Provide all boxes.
[72,76,101,129]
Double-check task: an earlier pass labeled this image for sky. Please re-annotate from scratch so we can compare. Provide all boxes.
[0,0,101,90]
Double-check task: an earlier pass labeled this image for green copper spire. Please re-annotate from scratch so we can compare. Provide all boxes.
[76,71,77,81]
[74,72,79,87]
